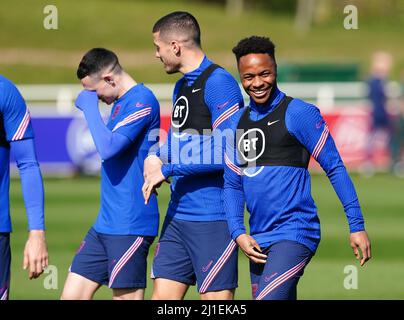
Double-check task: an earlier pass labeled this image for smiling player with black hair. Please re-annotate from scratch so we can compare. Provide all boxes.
[223,36,371,300]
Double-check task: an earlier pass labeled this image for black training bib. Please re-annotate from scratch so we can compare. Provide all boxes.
[236,96,310,168]
[171,64,221,135]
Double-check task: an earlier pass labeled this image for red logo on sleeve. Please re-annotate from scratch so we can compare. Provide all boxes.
[111,104,121,119]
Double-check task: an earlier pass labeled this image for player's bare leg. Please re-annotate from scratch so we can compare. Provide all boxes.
[200,289,235,300]
[151,278,189,300]
[113,288,145,300]
[61,272,101,300]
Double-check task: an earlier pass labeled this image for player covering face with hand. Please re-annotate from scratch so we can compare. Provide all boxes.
[223,36,371,300]
[61,48,160,300]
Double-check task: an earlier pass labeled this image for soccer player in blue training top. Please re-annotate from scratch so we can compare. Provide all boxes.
[142,12,244,299]
[223,36,372,300]
[61,48,160,300]
[0,75,48,300]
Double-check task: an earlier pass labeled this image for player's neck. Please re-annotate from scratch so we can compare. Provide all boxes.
[179,49,205,74]
[117,72,137,99]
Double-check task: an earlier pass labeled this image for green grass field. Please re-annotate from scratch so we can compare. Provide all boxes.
[7,173,404,300]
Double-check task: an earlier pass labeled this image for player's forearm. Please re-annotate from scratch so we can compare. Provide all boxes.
[223,162,246,240]
[161,163,223,178]
[327,164,365,232]
[18,161,45,230]
[83,108,129,160]
[11,139,45,230]
[223,187,246,240]
[222,150,246,239]
[312,133,365,232]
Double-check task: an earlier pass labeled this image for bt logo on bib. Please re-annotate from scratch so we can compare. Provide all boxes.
[171,96,189,129]
[237,128,265,163]
[243,137,259,152]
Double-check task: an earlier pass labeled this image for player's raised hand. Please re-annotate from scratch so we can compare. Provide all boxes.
[23,230,49,279]
[236,234,267,264]
[75,90,98,112]
[349,230,371,266]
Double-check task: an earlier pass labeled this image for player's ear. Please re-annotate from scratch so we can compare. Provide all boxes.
[103,74,115,87]
[171,41,181,56]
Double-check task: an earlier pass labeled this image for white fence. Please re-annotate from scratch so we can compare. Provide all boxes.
[17,81,403,115]
[10,81,402,176]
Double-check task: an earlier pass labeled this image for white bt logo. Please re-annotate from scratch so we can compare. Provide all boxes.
[173,104,186,118]
[243,137,259,152]
[171,96,189,128]
[238,128,266,163]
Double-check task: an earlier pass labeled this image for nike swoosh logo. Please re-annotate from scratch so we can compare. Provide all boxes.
[136,102,151,108]
[216,101,229,110]
[202,260,213,272]
[267,120,280,126]
[316,119,325,129]
[192,88,202,93]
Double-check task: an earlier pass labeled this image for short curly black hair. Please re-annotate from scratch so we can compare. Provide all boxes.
[232,36,276,63]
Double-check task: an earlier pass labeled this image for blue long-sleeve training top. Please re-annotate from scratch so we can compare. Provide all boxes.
[223,87,365,253]
[85,84,161,236]
[0,75,44,232]
[156,56,244,221]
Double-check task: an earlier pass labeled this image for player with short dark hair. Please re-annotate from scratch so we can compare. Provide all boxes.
[143,11,244,300]
[224,36,371,300]
[76,48,122,80]
[61,48,160,300]
[152,11,201,47]
[0,75,48,300]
